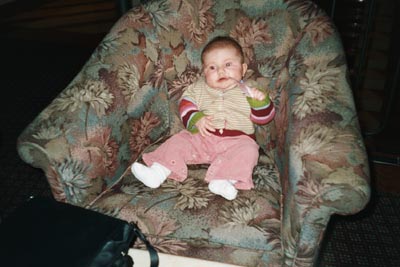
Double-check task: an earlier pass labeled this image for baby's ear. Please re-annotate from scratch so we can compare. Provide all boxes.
[242,63,248,76]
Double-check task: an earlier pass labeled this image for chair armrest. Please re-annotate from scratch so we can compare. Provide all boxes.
[273,11,372,264]
[16,7,171,207]
[281,156,370,265]
[279,99,371,265]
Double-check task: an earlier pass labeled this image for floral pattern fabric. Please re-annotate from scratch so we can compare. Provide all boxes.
[17,0,370,266]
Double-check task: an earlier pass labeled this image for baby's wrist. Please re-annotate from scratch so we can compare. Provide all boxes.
[247,94,269,108]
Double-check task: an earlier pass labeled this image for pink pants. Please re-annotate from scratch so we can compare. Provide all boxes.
[142,130,259,190]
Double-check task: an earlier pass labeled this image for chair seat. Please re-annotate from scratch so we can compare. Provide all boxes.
[91,153,283,266]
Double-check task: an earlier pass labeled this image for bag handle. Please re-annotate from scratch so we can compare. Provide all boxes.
[131,222,159,267]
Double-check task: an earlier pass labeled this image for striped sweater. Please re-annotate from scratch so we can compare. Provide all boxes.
[179,78,275,136]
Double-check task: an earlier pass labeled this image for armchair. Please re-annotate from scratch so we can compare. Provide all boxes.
[17,0,370,266]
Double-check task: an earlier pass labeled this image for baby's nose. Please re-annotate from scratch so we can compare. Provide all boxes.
[218,67,225,75]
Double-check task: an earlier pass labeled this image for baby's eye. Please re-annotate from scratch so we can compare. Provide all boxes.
[208,66,216,71]
[226,62,232,67]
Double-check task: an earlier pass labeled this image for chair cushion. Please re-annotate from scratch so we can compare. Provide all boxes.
[90,153,282,266]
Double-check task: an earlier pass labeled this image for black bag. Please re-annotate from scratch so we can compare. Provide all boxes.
[0,196,159,267]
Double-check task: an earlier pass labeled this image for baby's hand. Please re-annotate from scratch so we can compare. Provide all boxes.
[249,88,266,101]
[195,115,215,137]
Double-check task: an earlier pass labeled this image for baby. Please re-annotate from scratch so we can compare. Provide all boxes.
[132,36,275,200]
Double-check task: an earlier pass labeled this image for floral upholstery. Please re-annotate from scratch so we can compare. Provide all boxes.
[17,0,371,266]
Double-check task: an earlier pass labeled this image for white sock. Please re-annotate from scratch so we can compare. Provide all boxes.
[131,162,171,188]
[208,180,238,200]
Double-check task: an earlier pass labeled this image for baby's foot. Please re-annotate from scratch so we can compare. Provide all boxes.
[131,162,171,188]
[208,180,238,200]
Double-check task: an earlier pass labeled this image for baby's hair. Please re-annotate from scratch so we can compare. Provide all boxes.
[201,36,244,64]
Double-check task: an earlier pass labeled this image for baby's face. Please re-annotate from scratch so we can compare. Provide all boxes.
[202,47,247,91]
